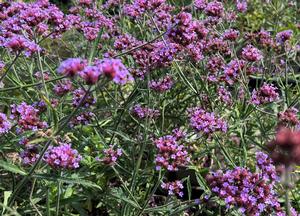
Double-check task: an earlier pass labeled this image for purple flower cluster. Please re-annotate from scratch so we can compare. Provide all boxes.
[44,143,82,169]
[222,29,239,41]
[188,107,227,134]
[217,86,232,105]
[20,145,39,165]
[206,153,282,215]
[161,180,184,197]
[100,145,122,165]
[154,130,190,171]
[57,57,132,85]
[250,83,279,105]
[150,42,180,68]
[3,35,41,57]
[0,1,72,56]
[276,30,293,44]
[223,59,246,84]
[57,58,87,77]
[278,108,299,127]
[241,44,263,62]
[96,58,133,85]
[236,0,247,13]
[132,105,160,119]
[149,75,173,93]
[0,112,11,134]
[11,102,47,133]
[69,112,95,128]
[194,0,207,10]
[53,80,73,96]
[204,1,224,17]
[72,88,96,108]
[167,12,198,46]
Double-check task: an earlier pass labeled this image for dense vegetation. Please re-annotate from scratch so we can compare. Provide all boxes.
[0,0,299,215]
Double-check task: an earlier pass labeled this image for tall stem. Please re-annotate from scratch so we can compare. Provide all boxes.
[285,166,291,216]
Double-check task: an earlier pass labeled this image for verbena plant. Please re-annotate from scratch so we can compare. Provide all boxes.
[0,0,299,215]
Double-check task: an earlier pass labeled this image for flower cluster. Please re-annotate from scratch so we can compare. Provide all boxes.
[161,180,184,197]
[188,107,227,134]
[0,112,11,134]
[149,75,173,93]
[44,143,82,169]
[241,44,263,62]
[132,105,160,119]
[96,58,133,85]
[11,102,48,133]
[278,108,299,127]
[267,128,300,165]
[250,83,279,105]
[20,146,40,165]
[99,145,122,165]
[206,153,282,215]
[0,1,72,56]
[53,80,73,96]
[217,86,232,105]
[57,58,87,77]
[276,30,293,44]
[223,59,246,84]
[72,88,96,108]
[154,130,190,171]
[69,112,95,128]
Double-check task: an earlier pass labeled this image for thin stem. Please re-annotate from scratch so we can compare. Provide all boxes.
[0,53,21,83]
[285,166,291,216]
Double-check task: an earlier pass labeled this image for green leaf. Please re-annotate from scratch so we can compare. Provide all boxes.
[0,160,27,176]
[2,191,12,215]
[33,174,102,190]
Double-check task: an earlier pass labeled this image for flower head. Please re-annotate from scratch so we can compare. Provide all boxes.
[44,143,82,169]
[96,58,133,85]
[0,113,11,134]
[57,58,87,77]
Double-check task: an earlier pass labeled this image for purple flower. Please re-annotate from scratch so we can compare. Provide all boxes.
[100,145,122,165]
[223,59,246,84]
[194,0,207,10]
[96,58,133,85]
[57,58,87,77]
[188,107,227,134]
[161,180,184,197]
[206,161,282,215]
[154,133,190,171]
[20,146,39,165]
[217,86,232,105]
[11,102,47,133]
[3,35,41,56]
[53,79,73,96]
[44,143,82,169]
[0,113,11,134]
[149,75,173,92]
[236,0,247,13]
[132,104,160,119]
[250,83,279,105]
[276,30,293,43]
[222,29,239,41]
[241,44,263,62]
[79,65,101,85]
[69,112,95,127]
[204,1,224,17]
[72,88,96,107]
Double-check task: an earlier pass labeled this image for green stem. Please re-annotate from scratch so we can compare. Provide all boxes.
[285,166,291,216]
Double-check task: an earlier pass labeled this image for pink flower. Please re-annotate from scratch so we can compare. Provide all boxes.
[57,58,87,77]
[79,66,101,85]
